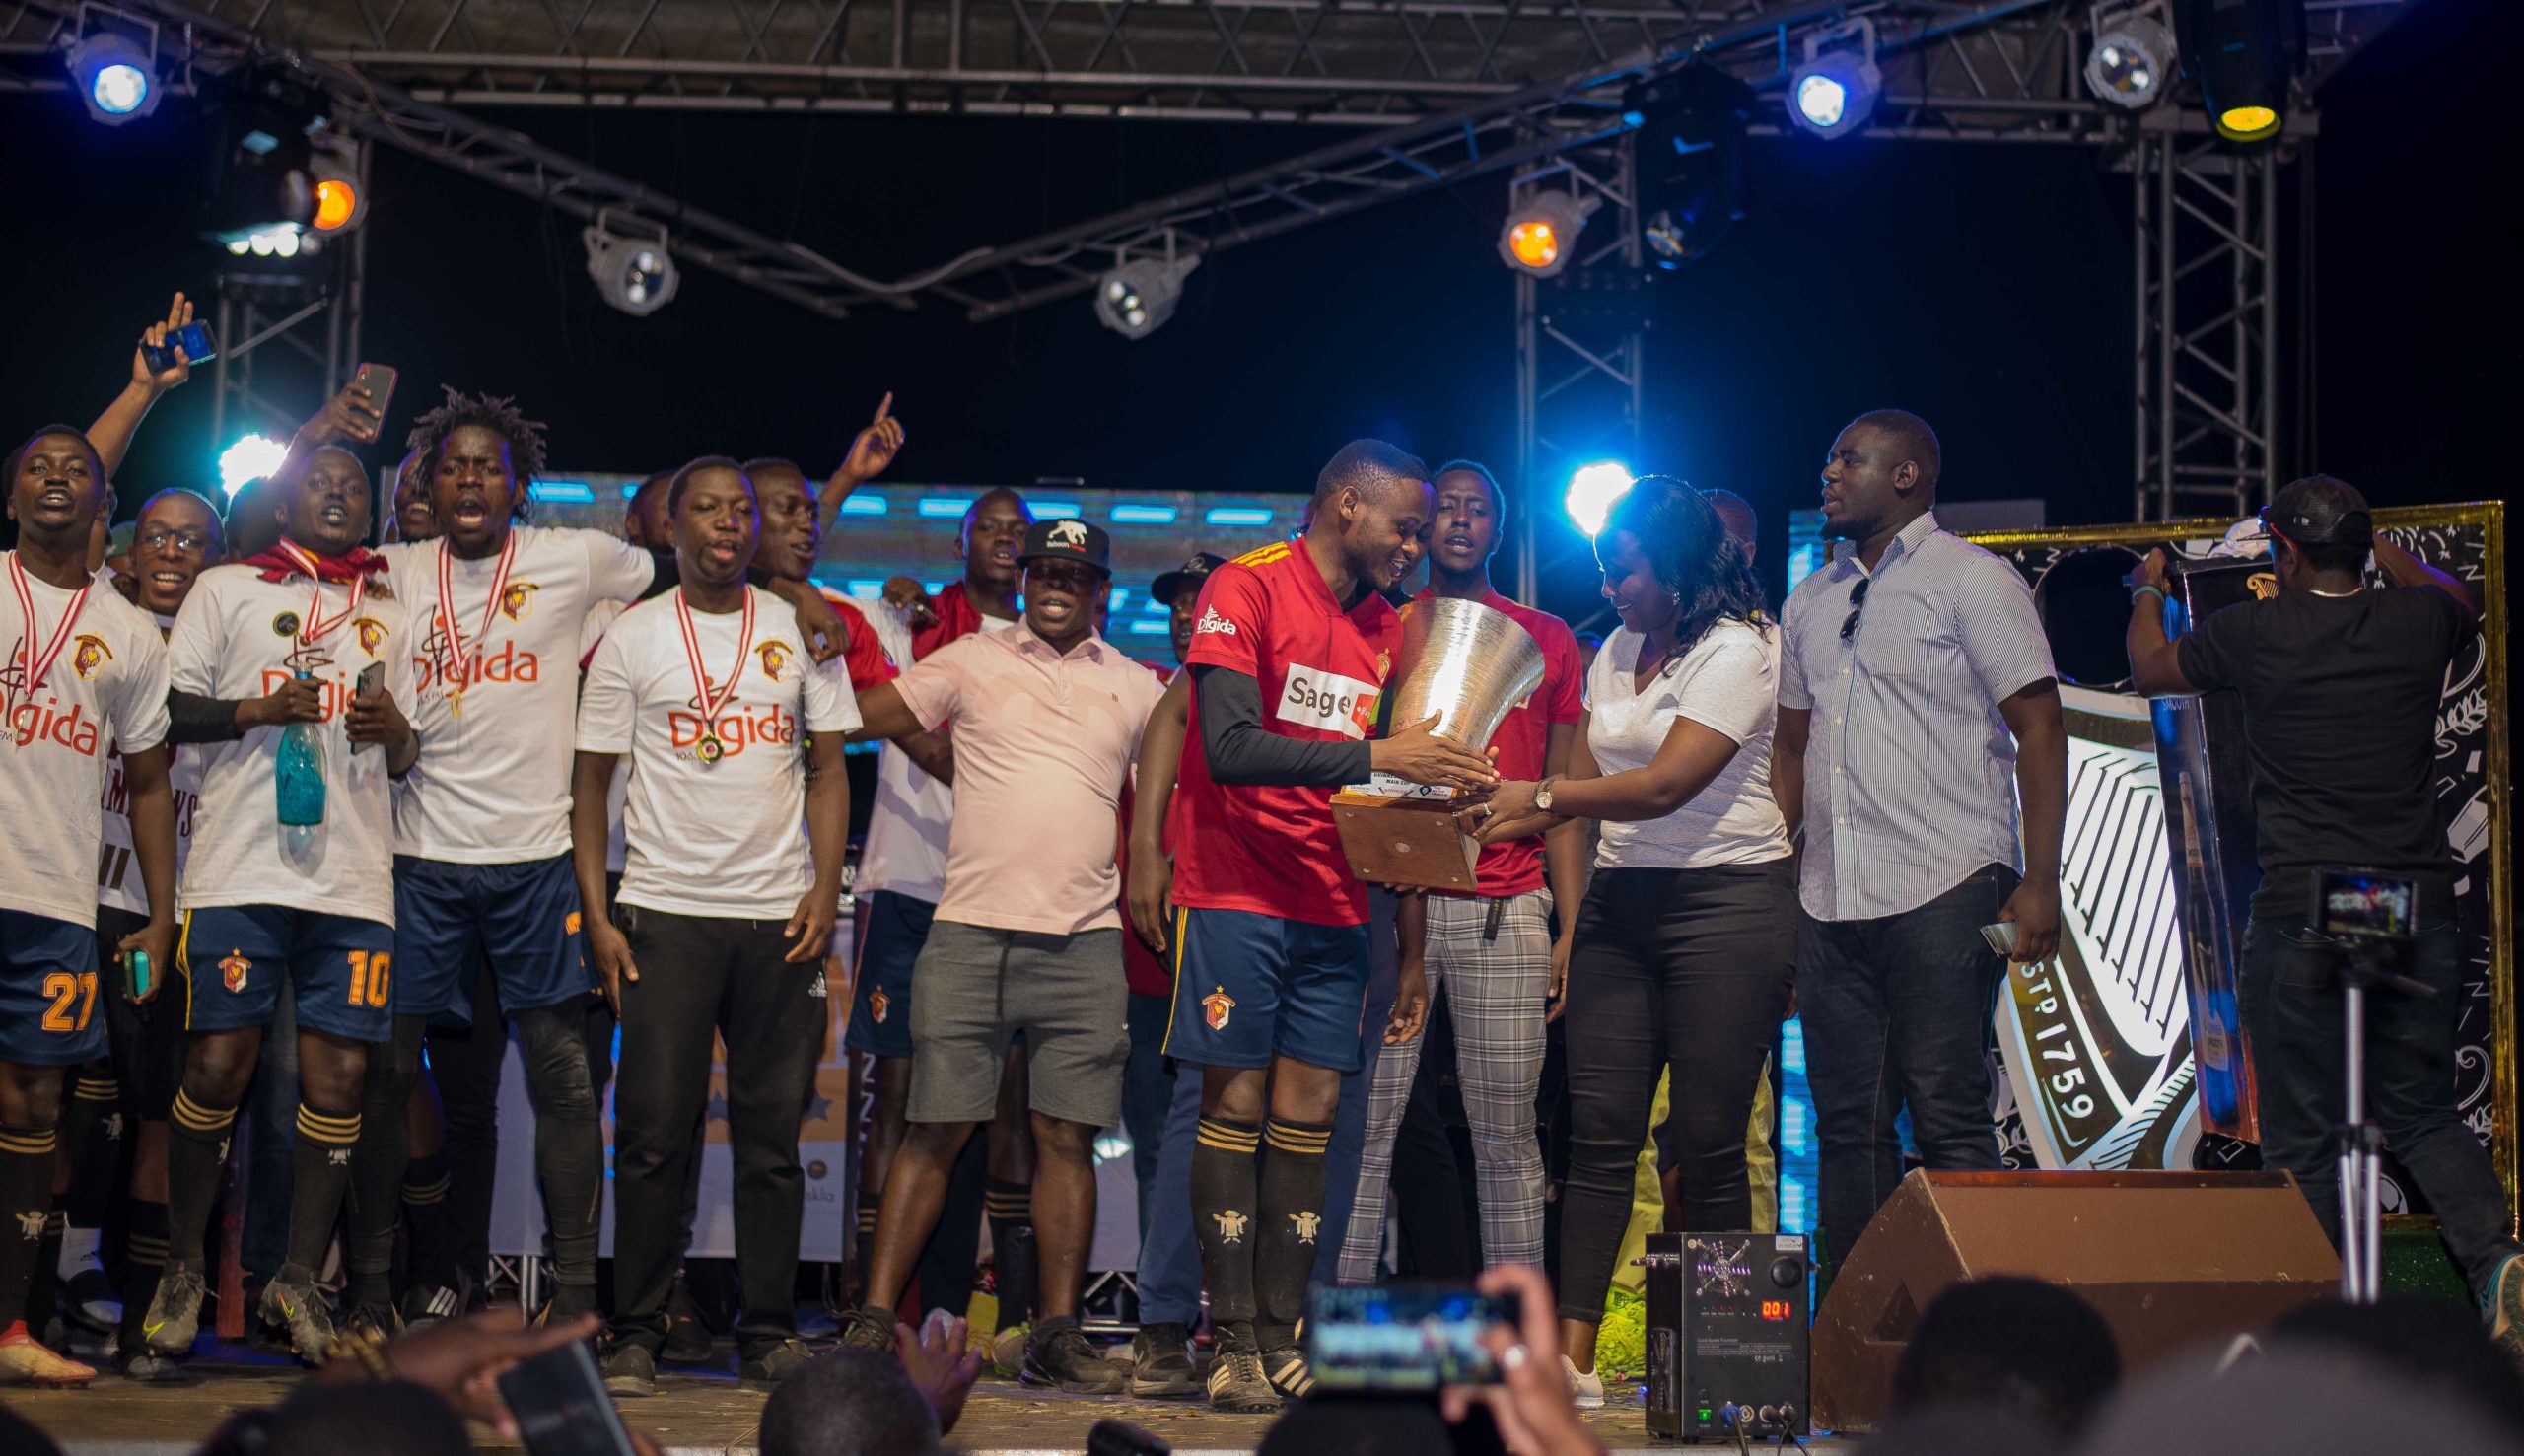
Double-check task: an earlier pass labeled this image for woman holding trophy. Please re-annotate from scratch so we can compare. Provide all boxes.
[1471,476,1794,1406]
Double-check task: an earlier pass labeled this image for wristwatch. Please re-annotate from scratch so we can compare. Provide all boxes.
[1535,777,1558,814]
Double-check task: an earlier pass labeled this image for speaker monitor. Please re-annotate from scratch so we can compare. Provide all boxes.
[1811,1169,2339,1432]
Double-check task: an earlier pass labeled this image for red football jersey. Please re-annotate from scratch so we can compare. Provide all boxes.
[912,581,994,661]
[1171,541,1401,928]
[1413,589,1584,897]
[818,586,899,689]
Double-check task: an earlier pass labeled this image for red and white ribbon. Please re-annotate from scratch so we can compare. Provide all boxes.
[435,535,517,701]
[8,552,91,701]
[273,538,365,646]
[672,587,754,745]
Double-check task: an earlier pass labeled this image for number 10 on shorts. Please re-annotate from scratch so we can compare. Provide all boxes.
[347,949,391,1009]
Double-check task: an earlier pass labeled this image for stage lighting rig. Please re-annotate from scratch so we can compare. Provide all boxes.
[2083,6,2177,110]
[1094,247,1198,339]
[584,215,680,317]
[2172,0,2301,143]
[309,132,366,235]
[1564,461,1635,538]
[200,68,322,250]
[61,8,163,126]
[1498,191,1594,278]
[1628,65,1758,269]
[1788,20,1882,141]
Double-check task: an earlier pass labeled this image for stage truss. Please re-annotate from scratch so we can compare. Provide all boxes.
[1,0,2414,519]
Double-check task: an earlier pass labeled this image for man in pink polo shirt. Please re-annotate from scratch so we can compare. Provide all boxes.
[836,518,1165,1392]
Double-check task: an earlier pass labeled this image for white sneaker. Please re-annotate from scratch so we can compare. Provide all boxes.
[1563,1353,1605,1409]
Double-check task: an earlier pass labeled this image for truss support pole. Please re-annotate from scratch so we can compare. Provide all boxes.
[1513,132,1648,613]
[2134,127,2283,522]
[208,217,367,489]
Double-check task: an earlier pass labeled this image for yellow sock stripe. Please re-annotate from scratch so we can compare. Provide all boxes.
[1263,1122,1333,1154]
[401,1176,452,1204]
[296,1107,363,1145]
[857,1208,879,1233]
[44,1210,67,1234]
[985,1194,1031,1217]
[0,1129,58,1155]
[73,1077,120,1101]
[1195,1119,1263,1153]
[171,1090,237,1135]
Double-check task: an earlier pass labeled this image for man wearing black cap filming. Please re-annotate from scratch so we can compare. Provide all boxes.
[2127,475,2524,1359]
[840,518,1168,1391]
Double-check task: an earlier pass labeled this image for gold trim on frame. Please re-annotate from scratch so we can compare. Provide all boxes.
[1966,502,2514,1232]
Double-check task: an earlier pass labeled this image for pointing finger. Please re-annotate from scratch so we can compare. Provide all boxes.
[873,390,892,424]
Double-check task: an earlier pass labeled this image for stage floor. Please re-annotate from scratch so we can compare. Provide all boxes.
[5,1345,1862,1454]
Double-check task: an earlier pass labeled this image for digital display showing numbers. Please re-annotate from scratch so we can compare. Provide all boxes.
[1759,1300,1792,1321]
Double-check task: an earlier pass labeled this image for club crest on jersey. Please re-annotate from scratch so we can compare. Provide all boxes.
[501,582,538,620]
[271,611,302,639]
[220,951,250,994]
[756,641,793,682]
[72,634,111,680]
[1045,519,1089,550]
[353,617,387,655]
[1202,987,1235,1031]
[870,987,890,1024]
[564,911,582,936]
[1196,607,1238,638]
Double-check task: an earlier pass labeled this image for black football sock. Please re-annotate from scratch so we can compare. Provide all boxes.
[1190,1117,1262,1343]
[856,1203,878,1289]
[119,1199,170,1353]
[346,1017,422,1306]
[285,1102,362,1281]
[401,1151,457,1295]
[0,1126,57,1329]
[165,1089,238,1266]
[1256,1117,1333,1350]
[985,1177,1038,1325]
[61,1072,120,1228]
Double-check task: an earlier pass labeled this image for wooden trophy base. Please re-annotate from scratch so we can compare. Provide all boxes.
[1332,789,1479,894]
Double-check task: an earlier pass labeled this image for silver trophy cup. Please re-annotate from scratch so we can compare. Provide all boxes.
[1385,596,1546,751]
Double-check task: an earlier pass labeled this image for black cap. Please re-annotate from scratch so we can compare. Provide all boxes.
[2260,475,2372,548]
[1017,517,1111,573]
[1152,551,1227,607]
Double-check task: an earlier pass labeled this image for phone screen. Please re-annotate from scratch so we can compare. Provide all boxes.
[143,321,218,373]
[2315,867,2417,939]
[495,1342,637,1456]
[1306,1283,1516,1390]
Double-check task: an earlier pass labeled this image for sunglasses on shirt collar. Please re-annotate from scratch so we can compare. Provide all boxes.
[1840,577,1870,642]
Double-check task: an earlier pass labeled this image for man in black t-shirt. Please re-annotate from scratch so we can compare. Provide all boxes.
[2128,475,2522,1360]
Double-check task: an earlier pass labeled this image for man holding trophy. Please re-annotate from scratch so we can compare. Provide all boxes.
[1149,440,1494,1413]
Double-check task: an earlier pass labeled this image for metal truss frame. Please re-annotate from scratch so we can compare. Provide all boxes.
[2132,126,2279,522]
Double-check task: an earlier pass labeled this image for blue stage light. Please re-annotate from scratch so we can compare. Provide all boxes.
[67,33,161,126]
[1564,461,1635,538]
[1206,507,1276,527]
[839,495,886,517]
[218,434,288,497]
[527,479,595,504]
[916,496,974,519]
[1788,21,1881,140]
[1110,504,1178,524]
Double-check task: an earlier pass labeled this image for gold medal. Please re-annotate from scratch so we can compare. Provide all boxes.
[697,731,725,765]
[447,690,464,720]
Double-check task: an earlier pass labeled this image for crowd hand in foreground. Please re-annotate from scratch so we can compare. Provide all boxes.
[316,1308,603,1442]
[895,1310,984,1436]
[1440,1263,1607,1456]
[882,575,939,631]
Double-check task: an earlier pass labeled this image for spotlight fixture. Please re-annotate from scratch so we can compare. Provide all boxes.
[1627,65,1758,269]
[583,215,679,317]
[1788,19,1882,140]
[1564,460,1635,538]
[1093,253,1199,339]
[2083,6,2177,109]
[200,68,321,249]
[64,22,161,125]
[1498,190,1594,278]
[308,133,366,234]
[2172,0,2301,144]
[218,433,289,497]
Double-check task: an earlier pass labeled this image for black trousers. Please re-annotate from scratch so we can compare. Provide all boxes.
[608,905,820,1356]
[1556,861,1794,1323]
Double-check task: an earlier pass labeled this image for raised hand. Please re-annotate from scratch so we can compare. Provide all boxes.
[837,392,907,485]
[130,292,196,395]
[297,379,386,450]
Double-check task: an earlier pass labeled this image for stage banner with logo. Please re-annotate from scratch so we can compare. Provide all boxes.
[1968,504,2512,1228]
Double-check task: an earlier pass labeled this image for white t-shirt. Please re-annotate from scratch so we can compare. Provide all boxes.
[380,527,656,864]
[1583,620,1792,870]
[853,603,1016,902]
[98,609,201,917]
[1,555,172,927]
[578,600,631,874]
[576,588,861,919]
[168,562,415,925]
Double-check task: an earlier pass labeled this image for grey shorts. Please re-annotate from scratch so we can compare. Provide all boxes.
[905,921,1129,1128]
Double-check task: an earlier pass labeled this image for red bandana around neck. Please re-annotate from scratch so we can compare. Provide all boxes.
[245,537,389,584]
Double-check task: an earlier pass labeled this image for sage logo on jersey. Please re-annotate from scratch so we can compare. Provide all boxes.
[1196,606,1238,638]
[1274,663,1379,740]
[666,701,799,760]
[9,697,103,755]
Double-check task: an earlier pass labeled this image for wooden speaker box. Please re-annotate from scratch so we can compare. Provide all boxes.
[1810,1169,2339,1432]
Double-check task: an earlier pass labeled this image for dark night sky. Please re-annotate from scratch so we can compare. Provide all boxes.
[4,0,2515,601]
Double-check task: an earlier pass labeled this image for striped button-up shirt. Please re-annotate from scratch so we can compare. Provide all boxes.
[1779,512,2057,922]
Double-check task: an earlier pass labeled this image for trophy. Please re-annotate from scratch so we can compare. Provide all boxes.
[1333,596,1546,893]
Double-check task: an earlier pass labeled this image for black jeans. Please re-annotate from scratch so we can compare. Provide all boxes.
[1799,864,2016,1270]
[608,906,821,1356]
[1557,862,1795,1323]
[2241,910,2521,1294]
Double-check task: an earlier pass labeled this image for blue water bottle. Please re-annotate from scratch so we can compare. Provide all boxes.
[274,669,326,826]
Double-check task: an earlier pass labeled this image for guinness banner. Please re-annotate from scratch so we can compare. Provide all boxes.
[1967,504,2512,1227]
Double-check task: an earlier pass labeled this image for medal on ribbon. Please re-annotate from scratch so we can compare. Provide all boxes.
[436,536,517,719]
[672,587,754,769]
[7,553,92,724]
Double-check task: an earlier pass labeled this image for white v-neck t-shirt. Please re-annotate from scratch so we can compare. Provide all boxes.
[1583,619,1791,870]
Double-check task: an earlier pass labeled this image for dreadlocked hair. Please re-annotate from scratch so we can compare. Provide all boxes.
[405,386,549,520]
